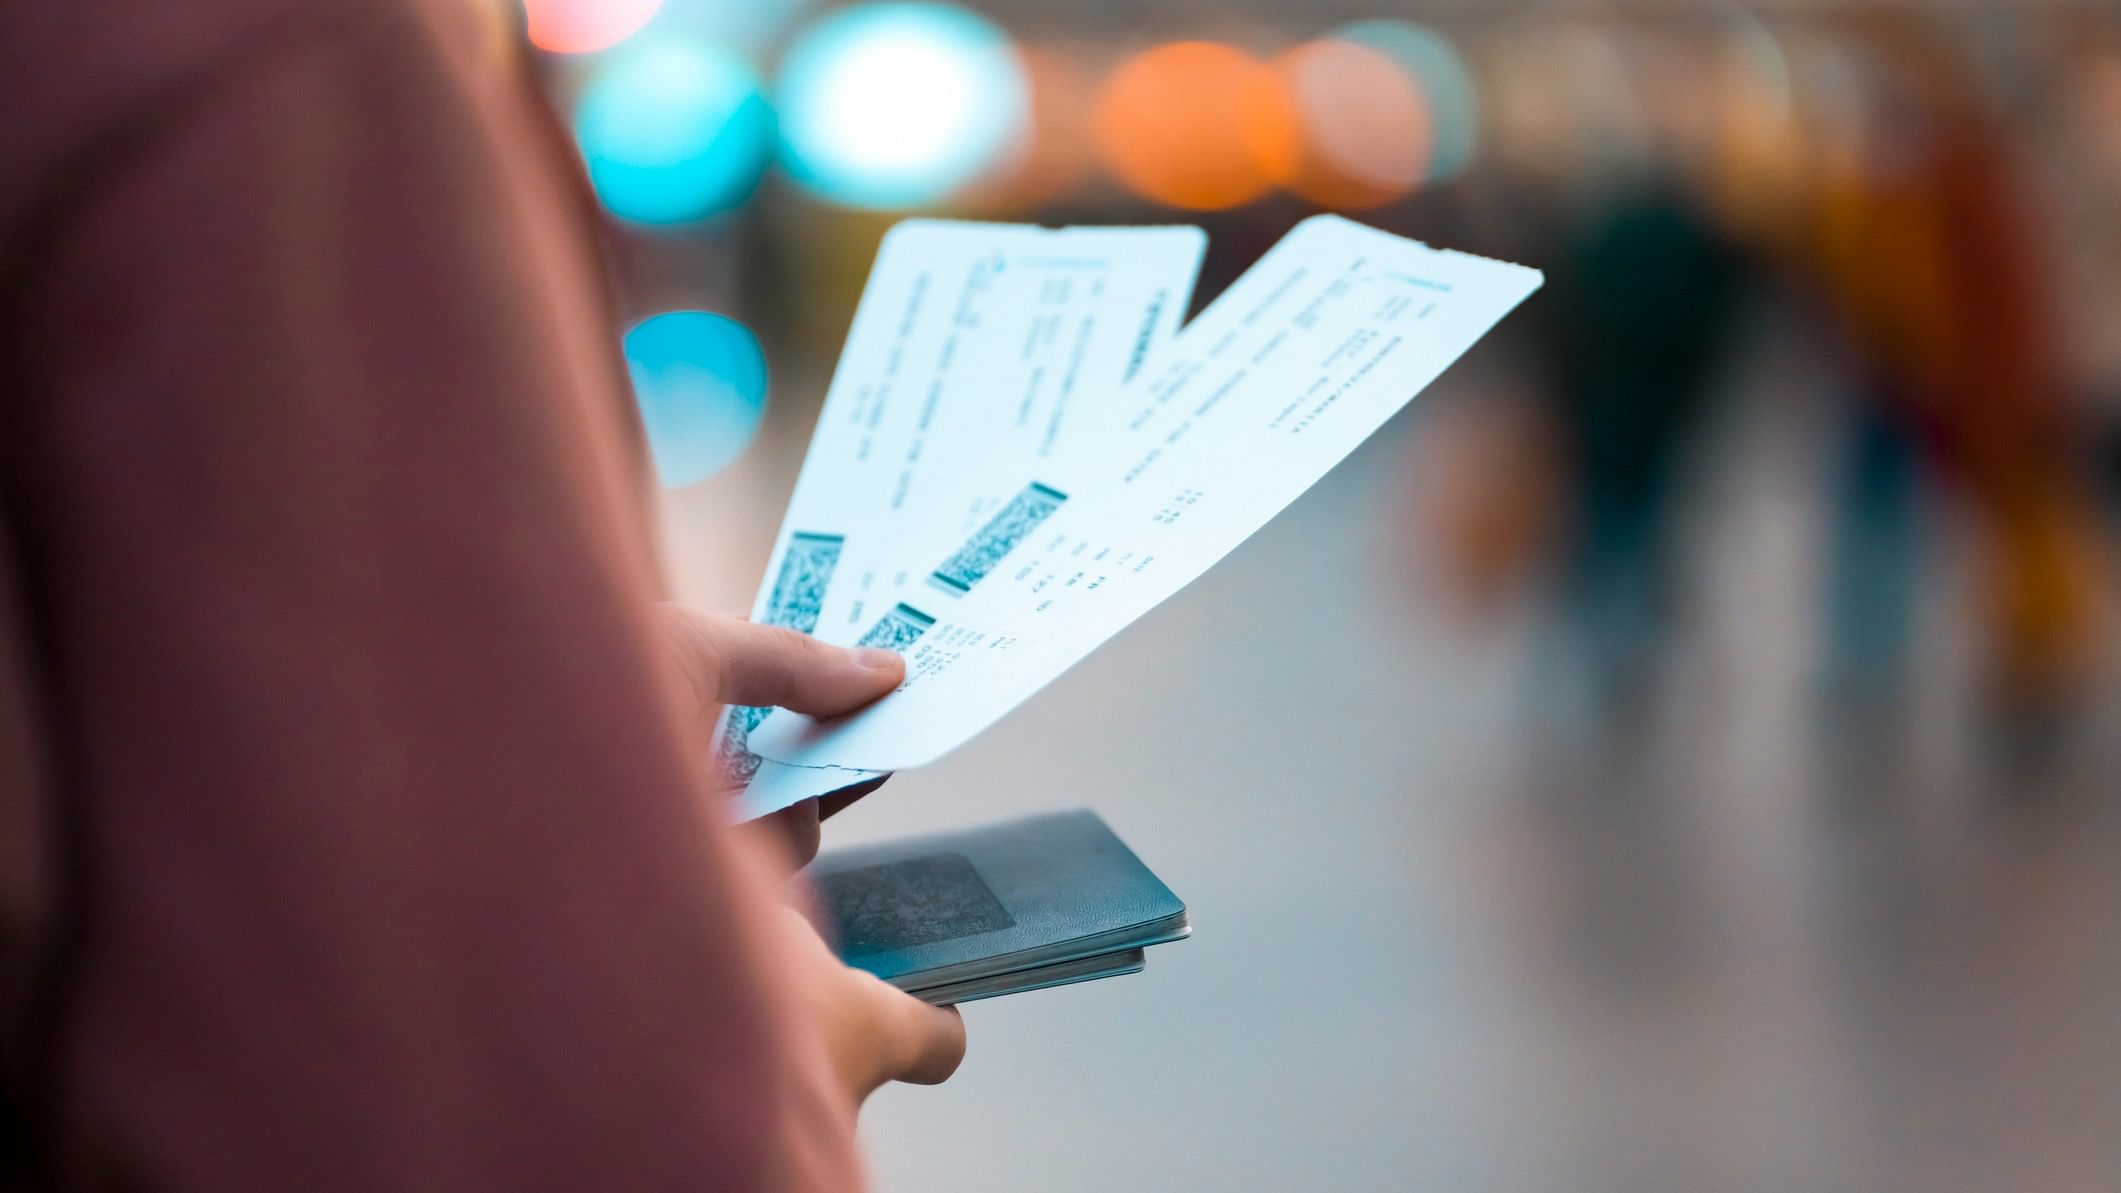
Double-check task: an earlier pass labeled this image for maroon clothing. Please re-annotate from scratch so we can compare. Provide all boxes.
[0,0,861,1188]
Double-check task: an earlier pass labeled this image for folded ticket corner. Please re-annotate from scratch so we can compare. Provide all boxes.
[736,756,890,820]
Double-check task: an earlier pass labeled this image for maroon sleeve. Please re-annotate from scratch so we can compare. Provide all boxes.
[1,2,862,1188]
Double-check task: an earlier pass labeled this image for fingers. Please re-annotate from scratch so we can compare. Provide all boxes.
[881,991,967,1087]
[671,607,905,717]
[739,799,822,876]
[771,901,968,1102]
[838,975,966,1099]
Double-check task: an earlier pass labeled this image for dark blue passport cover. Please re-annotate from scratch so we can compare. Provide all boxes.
[808,809,1188,992]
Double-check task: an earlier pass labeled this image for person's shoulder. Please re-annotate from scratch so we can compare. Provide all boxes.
[1,0,487,132]
[0,0,505,245]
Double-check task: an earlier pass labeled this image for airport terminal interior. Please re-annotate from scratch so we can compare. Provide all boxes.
[542,1,2121,1187]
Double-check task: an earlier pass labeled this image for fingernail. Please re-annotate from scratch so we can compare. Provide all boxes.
[856,648,901,670]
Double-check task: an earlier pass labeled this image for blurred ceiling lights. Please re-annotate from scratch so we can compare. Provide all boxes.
[1254,39,1432,209]
[524,0,663,54]
[625,310,770,487]
[545,1,1486,222]
[776,3,1030,210]
[1093,42,1292,210]
[1331,20,1480,186]
[573,40,775,225]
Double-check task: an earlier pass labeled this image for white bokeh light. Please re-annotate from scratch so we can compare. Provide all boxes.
[777,3,1028,209]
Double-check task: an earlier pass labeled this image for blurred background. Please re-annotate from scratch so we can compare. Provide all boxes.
[528,1,2121,1189]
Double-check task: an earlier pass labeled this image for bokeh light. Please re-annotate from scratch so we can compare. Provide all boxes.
[959,45,1102,212]
[777,3,1029,210]
[624,311,769,488]
[525,0,662,55]
[1093,42,1296,210]
[573,41,774,226]
[1252,40,1431,210]
[1330,20,1481,185]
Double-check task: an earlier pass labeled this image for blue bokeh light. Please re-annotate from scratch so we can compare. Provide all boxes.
[624,311,769,487]
[776,3,1028,210]
[574,41,774,225]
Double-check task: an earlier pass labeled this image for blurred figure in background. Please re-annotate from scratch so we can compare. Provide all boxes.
[1422,12,2108,792]
[1799,20,2101,775]
[2032,20,2121,530]
[1458,23,1749,765]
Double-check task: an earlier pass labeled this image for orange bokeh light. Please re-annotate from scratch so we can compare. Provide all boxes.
[1257,40,1432,210]
[1093,42,1297,210]
[524,0,662,55]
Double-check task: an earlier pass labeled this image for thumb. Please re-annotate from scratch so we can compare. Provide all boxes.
[671,607,904,717]
[857,980,965,1090]
[887,999,966,1086]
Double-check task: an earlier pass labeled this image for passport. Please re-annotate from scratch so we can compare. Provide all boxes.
[808,810,1189,1005]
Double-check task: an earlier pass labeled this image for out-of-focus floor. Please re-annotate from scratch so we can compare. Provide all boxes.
[666,356,2121,1191]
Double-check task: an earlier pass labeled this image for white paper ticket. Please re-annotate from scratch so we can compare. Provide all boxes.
[726,220,1206,817]
[748,215,1541,775]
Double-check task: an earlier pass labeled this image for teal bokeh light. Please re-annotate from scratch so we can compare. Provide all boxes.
[574,41,774,225]
[1332,20,1482,185]
[624,311,769,487]
[776,2,1028,210]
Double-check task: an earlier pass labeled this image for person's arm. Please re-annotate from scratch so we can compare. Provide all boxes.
[4,2,944,1187]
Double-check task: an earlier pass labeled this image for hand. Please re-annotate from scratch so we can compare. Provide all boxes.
[770,903,967,1103]
[661,605,901,868]
[661,606,964,1103]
